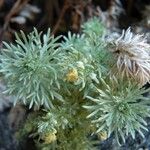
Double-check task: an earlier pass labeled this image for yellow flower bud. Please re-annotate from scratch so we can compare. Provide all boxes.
[66,68,78,82]
[97,131,107,141]
[43,132,57,144]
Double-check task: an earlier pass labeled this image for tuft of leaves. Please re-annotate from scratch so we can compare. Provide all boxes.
[84,77,150,144]
[0,28,64,109]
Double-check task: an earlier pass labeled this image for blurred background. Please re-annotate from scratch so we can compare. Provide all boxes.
[0,0,150,150]
[0,0,150,42]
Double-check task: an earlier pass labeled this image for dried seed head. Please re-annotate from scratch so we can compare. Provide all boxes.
[109,28,150,85]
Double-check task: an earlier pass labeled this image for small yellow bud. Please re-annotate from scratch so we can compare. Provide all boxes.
[43,132,57,144]
[66,68,78,82]
[97,131,107,141]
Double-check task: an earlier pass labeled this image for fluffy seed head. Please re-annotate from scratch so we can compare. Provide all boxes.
[109,28,150,85]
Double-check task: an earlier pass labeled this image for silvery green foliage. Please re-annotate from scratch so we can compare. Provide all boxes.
[82,17,106,36]
[83,77,150,145]
[60,19,110,93]
[0,28,64,109]
[1,18,150,149]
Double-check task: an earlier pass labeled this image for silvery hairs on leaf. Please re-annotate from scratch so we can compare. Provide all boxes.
[109,27,150,86]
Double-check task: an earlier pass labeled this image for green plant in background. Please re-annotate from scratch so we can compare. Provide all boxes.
[0,18,150,149]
